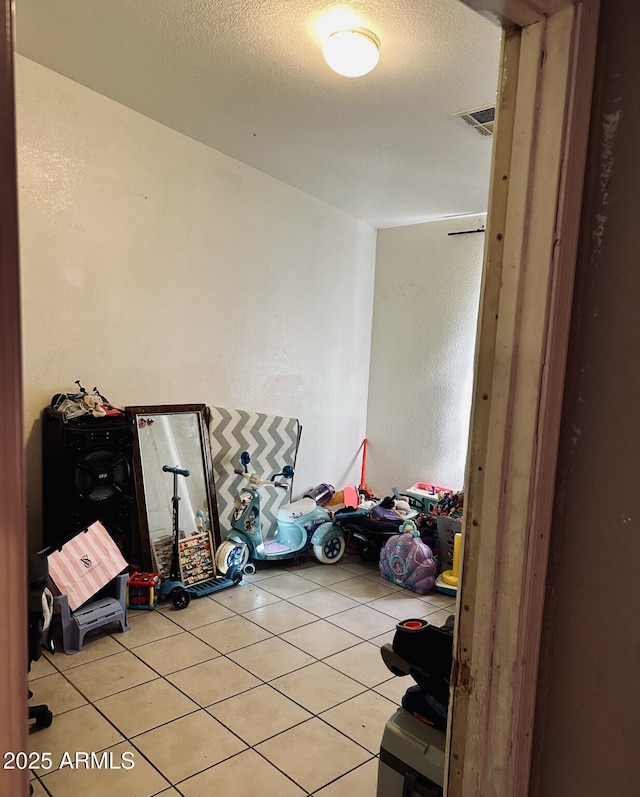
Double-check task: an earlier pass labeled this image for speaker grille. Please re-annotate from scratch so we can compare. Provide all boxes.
[73,448,131,502]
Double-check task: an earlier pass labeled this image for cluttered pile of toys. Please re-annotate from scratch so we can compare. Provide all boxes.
[216,435,465,599]
[327,480,464,597]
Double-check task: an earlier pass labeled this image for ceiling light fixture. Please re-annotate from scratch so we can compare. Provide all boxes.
[322,28,380,78]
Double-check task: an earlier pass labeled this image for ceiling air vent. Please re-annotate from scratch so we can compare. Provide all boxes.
[453,104,496,137]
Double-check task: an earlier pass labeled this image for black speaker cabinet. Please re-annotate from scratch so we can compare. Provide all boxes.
[42,408,139,562]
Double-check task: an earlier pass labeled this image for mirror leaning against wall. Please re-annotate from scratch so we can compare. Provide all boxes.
[126,404,222,575]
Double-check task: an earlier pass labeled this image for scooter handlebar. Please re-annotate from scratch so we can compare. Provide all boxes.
[234,470,290,490]
[162,465,190,477]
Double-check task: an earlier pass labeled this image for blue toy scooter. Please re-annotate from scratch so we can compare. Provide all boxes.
[159,465,241,609]
[216,452,346,573]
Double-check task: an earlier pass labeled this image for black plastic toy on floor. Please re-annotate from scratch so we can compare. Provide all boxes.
[381,615,454,730]
[334,489,419,561]
[376,615,455,797]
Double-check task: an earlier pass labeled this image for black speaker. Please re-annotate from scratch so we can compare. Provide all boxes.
[42,408,139,562]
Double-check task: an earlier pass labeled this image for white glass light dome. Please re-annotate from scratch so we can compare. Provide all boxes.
[322,28,380,78]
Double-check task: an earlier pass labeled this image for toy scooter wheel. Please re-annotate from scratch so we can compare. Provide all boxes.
[216,541,249,575]
[171,587,190,610]
[314,535,346,564]
[243,562,256,576]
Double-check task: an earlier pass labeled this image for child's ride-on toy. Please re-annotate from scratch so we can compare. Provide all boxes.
[159,465,241,609]
[216,452,346,572]
[334,490,419,562]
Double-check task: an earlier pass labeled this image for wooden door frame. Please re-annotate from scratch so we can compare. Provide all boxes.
[1,0,29,795]
[447,1,599,795]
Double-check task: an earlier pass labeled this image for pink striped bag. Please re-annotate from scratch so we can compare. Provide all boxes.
[47,521,128,610]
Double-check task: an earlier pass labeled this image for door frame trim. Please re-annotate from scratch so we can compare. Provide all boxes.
[0,0,29,795]
[447,1,600,794]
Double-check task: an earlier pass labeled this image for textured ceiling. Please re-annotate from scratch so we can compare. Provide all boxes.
[14,0,502,228]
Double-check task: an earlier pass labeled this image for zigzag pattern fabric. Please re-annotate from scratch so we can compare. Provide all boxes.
[208,407,302,540]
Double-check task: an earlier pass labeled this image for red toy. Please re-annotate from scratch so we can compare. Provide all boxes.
[126,572,162,610]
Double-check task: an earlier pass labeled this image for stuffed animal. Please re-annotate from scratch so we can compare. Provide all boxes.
[82,392,106,417]
[378,493,411,518]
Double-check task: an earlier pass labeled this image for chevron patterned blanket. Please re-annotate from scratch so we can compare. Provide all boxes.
[208,407,302,541]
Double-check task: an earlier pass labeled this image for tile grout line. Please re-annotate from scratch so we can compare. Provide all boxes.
[31,558,452,796]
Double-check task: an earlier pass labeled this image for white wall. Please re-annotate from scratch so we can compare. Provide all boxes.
[366,216,485,494]
[15,56,376,549]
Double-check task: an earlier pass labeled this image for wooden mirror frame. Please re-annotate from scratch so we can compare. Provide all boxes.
[126,403,222,572]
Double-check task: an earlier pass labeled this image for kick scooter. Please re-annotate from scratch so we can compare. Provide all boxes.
[159,465,241,609]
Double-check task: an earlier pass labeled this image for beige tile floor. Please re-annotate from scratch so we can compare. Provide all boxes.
[28,556,455,797]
